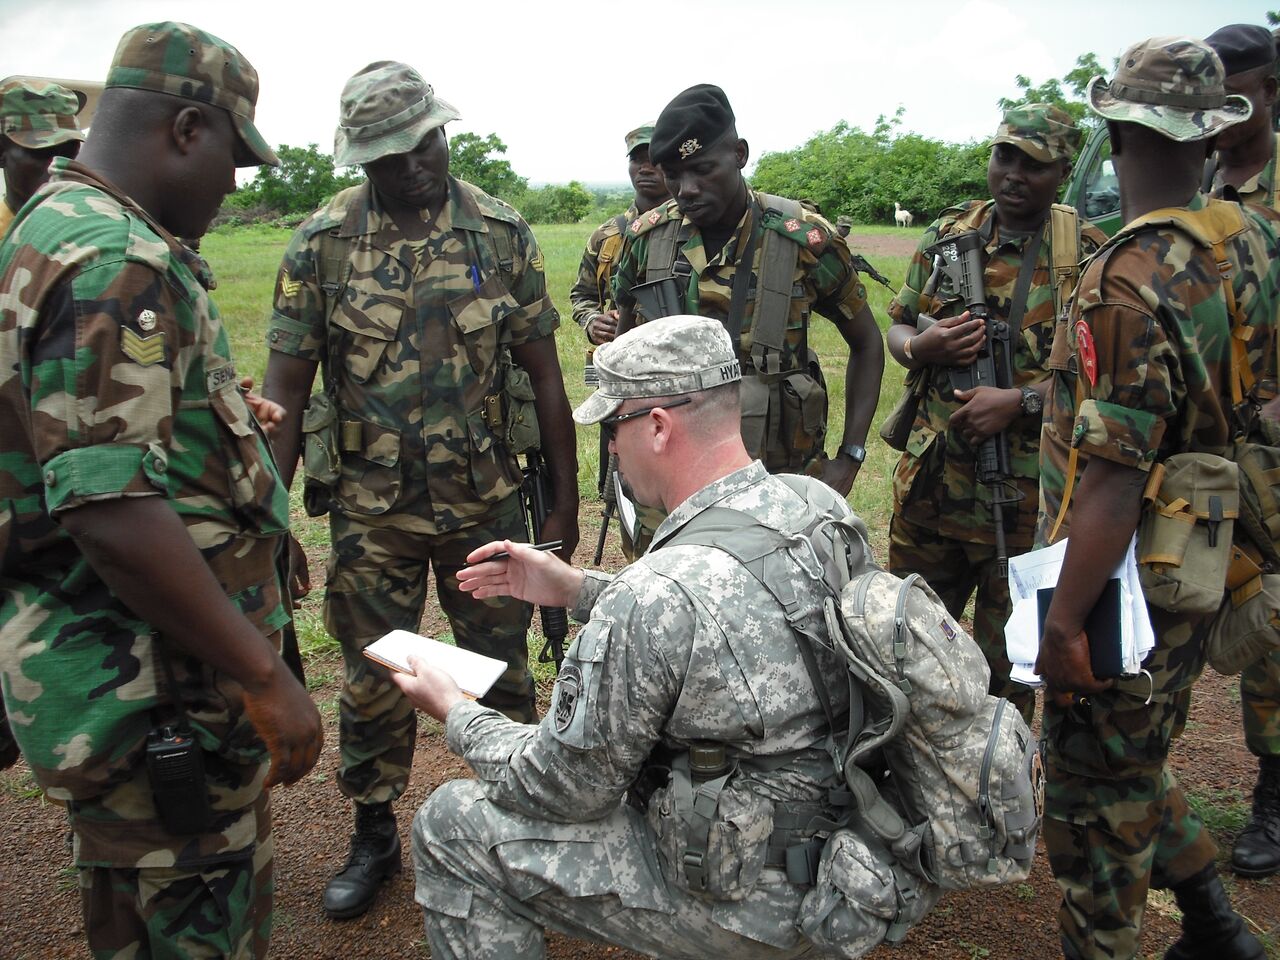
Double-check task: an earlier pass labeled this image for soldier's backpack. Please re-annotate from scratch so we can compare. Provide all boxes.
[674,478,1041,955]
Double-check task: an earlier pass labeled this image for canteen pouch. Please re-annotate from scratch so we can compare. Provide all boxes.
[1136,452,1238,614]
[645,762,774,901]
[488,353,540,456]
[301,391,341,518]
[796,828,938,957]
[776,350,828,469]
[1206,570,1280,675]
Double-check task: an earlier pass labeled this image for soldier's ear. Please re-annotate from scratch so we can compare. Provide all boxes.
[735,138,749,170]
[170,106,203,155]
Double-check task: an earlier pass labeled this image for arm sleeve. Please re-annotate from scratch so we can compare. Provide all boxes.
[888,219,945,327]
[569,228,606,328]
[445,576,680,822]
[31,260,184,515]
[803,216,868,323]
[265,226,328,362]
[503,218,560,347]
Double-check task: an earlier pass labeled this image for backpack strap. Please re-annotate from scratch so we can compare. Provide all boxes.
[594,213,631,304]
[1048,203,1080,320]
[752,193,804,376]
[316,228,355,392]
[645,216,688,280]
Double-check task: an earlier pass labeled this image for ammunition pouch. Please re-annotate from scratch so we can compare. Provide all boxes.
[300,391,341,518]
[645,746,774,901]
[1137,452,1239,614]
[484,353,541,455]
[740,352,828,471]
[1206,541,1280,674]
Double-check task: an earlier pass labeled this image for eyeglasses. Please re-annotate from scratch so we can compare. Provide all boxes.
[600,397,692,440]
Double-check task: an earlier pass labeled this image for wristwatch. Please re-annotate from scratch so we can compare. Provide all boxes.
[837,442,867,464]
[1019,386,1043,417]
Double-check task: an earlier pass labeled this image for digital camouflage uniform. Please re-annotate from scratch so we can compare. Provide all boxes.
[412,464,853,959]
[888,199,1105,721]
[1212,141,1280,761]
[0,158,289,958]
[612,190,869,476]
[1036,192,1280,958]
[267,175,558,802]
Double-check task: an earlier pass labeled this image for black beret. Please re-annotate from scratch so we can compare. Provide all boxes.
[1206,23,1276,76]
[650,84,735,166]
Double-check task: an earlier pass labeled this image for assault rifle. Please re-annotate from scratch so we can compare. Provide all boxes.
[520,451,569,668]
[920,230,1021,577]
[851,253,893,290]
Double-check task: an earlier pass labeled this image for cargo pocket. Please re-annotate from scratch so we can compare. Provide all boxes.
[207,372,289,535]
[449,276,520,376]
[300,392,340,518]
[893,426,939,507]
[333,416,402,516]
[1137,452,1238,614]
[777,352,828,468]
[1206,571,1280,675]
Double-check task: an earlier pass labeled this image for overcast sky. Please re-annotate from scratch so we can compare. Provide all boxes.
[2,0,1271,184]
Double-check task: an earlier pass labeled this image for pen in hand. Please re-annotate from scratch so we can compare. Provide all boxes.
[483,540,563,562]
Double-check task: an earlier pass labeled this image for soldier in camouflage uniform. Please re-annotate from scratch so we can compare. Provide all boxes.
[1206,23,1280,879]
[570,122,670,351]
[1036,37,1278,960]
[886,104,1104,724]
[0,77,84,238]
[263,61,579,920]
[612,84,884,503]
[0,22,322,959]
[395,315,861,958]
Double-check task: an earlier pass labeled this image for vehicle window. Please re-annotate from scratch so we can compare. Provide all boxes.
[1083,140,1120,221]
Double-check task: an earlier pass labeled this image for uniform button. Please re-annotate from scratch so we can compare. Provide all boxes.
[44,470,56,486]
[153,458,166,473]
[269,331,280,343]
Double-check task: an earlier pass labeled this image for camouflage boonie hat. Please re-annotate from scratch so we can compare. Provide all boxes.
[334,61,459,167]
[0,78,84,150]
[990,103,1081,162]
[624,123,655,155]
[106,22,276,166]
[1087,36,1251,142]
[573,315,741,424]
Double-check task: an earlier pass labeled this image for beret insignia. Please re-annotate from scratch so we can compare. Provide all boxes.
[679,138,701,159]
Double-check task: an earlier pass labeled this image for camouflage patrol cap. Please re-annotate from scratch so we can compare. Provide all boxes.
[1087,36,1251,142]
[1206,24,1276,76]
[105,21,277,166]
[836,215,853,228]
[334,61,459,167]
[573,315,741,424]
[0,78,85,150]
[651,84,735,166]
[625,123,655,155]
[990,103,1081,163]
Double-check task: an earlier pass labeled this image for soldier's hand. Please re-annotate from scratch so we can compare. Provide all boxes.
[239,375,286,434]
[460,539,585,608]
[587,310,620,345]
[913,312,985,367]
[242,659,323,788]
[1035,627,1113,707]
[389,654,466,723]
[287,534,311,606]
[950,386,1021,443]
[820,453,859,497]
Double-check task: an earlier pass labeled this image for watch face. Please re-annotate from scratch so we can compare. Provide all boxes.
[1022,389,1043,415]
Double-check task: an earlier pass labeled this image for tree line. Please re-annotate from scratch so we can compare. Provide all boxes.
[220,52,1113,229]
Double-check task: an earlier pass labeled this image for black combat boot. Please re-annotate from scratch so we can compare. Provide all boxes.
[322,801,401,920]
[1164,863,1264,960]
[1231,755,1280,878]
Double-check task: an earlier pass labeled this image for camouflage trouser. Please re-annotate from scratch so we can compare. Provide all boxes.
[1041,605,1216,960]
[73,771,273,959]
[411,779,814,960]
[326,499,535,805]
[0,701,18,770]
[888,514,1035,723]
[1241,647,1280,757]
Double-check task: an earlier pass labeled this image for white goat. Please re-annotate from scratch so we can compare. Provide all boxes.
[894,202,913,228]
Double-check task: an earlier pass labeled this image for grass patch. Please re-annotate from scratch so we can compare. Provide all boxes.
[0,768,44,802]
[1186,786,1250,836]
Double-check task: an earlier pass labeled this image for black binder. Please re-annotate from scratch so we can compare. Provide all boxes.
[1037,578,1125,679]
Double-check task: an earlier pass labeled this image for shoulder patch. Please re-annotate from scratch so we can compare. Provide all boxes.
[629,200,681,238]
[763,207,829,252]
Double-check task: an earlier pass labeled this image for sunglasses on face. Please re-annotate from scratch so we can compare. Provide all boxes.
[600,397,692,440]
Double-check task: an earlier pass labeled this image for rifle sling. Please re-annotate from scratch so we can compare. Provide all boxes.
[1005,224,1045,335]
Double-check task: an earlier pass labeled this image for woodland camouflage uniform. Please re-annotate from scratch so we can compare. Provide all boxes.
[268,173,558,800]
[1037,37,1280,958]
[888,105,1105,723]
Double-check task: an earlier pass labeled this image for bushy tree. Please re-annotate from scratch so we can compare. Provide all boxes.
[236,144,361,216]
[998,52,1110,128]
[519,181,593,224]
[448,132,527,202]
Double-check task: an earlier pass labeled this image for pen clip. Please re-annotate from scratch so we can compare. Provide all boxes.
[469,264,482,293]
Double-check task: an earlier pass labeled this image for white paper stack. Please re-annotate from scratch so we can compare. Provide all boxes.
[1004,535,1155,686]
[363,630,507,699]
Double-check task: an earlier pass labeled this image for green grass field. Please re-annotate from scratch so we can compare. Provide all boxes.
[200,218,921,655]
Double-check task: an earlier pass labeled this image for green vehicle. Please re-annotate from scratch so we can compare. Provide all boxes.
[1061,123,1123,237]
